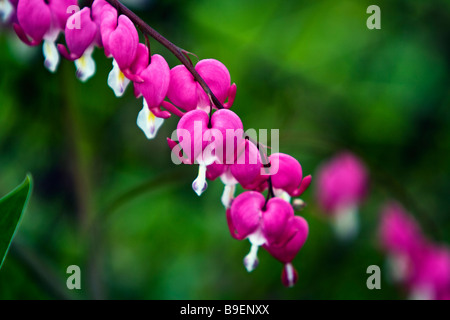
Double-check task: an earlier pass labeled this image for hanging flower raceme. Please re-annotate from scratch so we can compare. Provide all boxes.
[13,0,78,72]
[227,191,308,278]
[166,59,237,112]
[3,0,312,289]
[315,151,369,240]
[58,6,101,82]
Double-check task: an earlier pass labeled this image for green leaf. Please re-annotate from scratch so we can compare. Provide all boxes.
[0,174,33,270]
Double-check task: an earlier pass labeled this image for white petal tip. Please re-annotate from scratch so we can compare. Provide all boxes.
[108,59,130,97]
[243,244,260,272]
[75,49,96,82]
[43,39,60,73]
[136,103,164,140]
[192,179,208,196]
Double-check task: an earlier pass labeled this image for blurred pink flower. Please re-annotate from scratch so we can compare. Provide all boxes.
[315,152,369,240]
[378,201,450,300]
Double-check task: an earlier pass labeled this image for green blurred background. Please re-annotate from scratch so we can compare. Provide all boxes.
[0,0,449,299]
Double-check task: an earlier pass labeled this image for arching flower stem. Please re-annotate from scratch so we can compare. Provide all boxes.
[105,0,224,110]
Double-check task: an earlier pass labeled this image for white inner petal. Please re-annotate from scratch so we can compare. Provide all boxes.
[273,188,291,203]
[220,183,236,209]
[42,39,60,73]
[243,243,260,273]
[136,100,164,140]
[284,263,295,287]
[192,163,208,196]
[0,0,14,22]
[219,170,238,186]
[107,59,131,97]
[332,205,359,241]
[75,47,96,82]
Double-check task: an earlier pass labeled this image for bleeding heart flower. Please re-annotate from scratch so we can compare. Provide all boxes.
[170,108,243,196]
[259,153,312,202]
[409,245,450,300]
[134,54,171,140]
[167,59,237,112]
[58,7,100,82]
[379,201,425,256]
[227,191,294,272]
[315,152,369,240]
[264,215,309,287]
[14,0,77,72]
[378,201,428,285]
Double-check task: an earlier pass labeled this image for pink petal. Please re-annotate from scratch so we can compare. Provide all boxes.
[264,216,309,263]
[206,162,227,181]
[49,0,78,31]
[98,7,118,57]
[230,140,262,189]
[17,0,51,44]
[129,43,149,77]
[292,174,312,197]
[316,152,369,213]
[108,15,138,70]
[196,59,231,105]
[269,153,303,196]
[134,54,170,108]
[176,109,210,164]
[60,7,98,60]
[167,65,199,112]
[229,191,265,240]
[210,109,244,163]
[261,197,294,245]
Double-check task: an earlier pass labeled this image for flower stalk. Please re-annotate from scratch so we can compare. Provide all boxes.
[104,0,224,110]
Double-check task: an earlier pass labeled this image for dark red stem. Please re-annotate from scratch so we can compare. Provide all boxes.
[104,0,224,110]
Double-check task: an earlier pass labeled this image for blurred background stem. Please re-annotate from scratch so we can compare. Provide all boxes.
[61,62,105,300]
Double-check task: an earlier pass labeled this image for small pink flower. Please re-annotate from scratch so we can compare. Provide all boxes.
[169,109,244,196]
[92,0,117,57]
[107,15,139,75]
[167,59,236,112]
[379,201,425,257]
[263,215,309,287]
[14,0,52,46]
[409,245,450,300]
[102,13,144,97]
[262,153,312,201]
[227,191,294,272]
[135,54,171,140]
[378,202,450,299]
[58,7,100,82]
[315,152,369,240]
[13,0,77,72]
